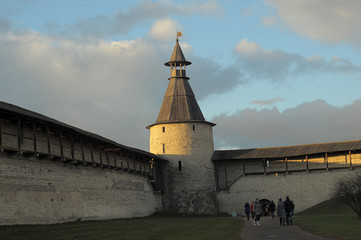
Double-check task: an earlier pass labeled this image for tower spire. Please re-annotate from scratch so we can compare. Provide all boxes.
[147,36,215,126]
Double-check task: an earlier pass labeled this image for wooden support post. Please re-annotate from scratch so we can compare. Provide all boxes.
[59,130,64,157]
[263,158,266,175]
[133,154,137,171]
[113,152,117,168]
[306,155,309,171]
[138,157,142,172]
[349,151,353,169]
[325,152,328,170]
[120,151,124,169]
[90,143,94,163]
[285,157,288,173]
[46,127,51,155]
[105,150,110,167]
[80,140,85,162]
[143,157,147,173]
[242,159,246,175]
[0,119,3,147]
[99,146,103,165]
[71,135,75,159]
[215,160,219,190]
[17,118,22,150]
[224,160,228,189]
[32,122,37,152]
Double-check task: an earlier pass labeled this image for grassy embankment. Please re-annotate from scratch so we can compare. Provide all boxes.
[296,198,361,240]
[0,215,243,240]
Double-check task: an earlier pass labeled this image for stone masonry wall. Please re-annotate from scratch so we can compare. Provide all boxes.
[0,152,162,225]
[149,122,218,214]
[217,168,361,216]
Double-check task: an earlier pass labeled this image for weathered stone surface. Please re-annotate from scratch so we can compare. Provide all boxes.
[149,122,218,214]
[217,169,361,216]
[0,153,162,225]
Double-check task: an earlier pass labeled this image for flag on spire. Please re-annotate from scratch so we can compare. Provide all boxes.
[177,32,182,37]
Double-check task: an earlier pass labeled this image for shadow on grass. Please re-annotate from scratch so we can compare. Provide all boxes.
[0,214,244,240]
[296,198,361,240]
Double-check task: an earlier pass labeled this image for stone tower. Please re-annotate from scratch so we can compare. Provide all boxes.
[147,37,217,214]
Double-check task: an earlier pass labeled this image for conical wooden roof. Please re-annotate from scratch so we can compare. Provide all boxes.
[165,39,191,66]
[147,39,215,127]
[155,78,205,123]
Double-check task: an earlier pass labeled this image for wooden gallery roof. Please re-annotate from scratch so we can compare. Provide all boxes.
[212,140,361,161]
[0,101,165,161]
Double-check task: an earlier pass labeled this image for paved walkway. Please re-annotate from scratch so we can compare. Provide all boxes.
[241,216,334,240]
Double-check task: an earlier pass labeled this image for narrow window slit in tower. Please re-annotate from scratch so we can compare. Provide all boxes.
[192,125,195,131]
[178,161,182,171]
[162,127,165,132]
[162,144,165,153]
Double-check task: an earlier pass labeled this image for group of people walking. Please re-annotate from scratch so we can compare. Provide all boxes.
[244,196,295,227]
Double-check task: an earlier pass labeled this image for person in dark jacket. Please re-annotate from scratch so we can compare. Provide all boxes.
[244,201,251,221]
[284,196,295,225]
[268,200,276,219]
[253,198,262,227]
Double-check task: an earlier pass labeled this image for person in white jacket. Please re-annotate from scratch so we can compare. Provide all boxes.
[277,198,286,226]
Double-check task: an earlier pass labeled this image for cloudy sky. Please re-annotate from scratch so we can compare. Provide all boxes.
[1,0,361,151]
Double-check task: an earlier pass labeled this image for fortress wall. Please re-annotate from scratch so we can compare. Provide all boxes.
[216,152,361,189]
[0,152,162,225]
[217,168,361,216]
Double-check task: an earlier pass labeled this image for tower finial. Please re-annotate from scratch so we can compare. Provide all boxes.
[176,31,182,41]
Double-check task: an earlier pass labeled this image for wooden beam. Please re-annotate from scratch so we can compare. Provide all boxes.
[242,159,246,175]
[285,157,288,173]
[113,151,117,168]
[143,157,147,173]
[224,160,228,190]
[0,119,2,147]
[263,158,266,175]
[99,146,103,165]
[59,130,64,157]
[32,122,37,152]
[90,143,94,163]
[306,155,309,171]
[325,152,328,170]
[349,150,353,169]
[105,150,110,167]
[46,127,51,155]
[120,151,124,169]
[215,160,219,190]
[133,153,137,171]
[71,135,75,159]
[17,118,22,150]
[80,140,85,162]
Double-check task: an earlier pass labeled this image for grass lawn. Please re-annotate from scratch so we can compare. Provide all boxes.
[0,214,243,240]
[296,198,361,240]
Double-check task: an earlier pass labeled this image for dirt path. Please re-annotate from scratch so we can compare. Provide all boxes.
[241,216,334,240]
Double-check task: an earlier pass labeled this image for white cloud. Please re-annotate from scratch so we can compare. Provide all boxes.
[250,97,285,106]
[265,0,361,47]
[0,31,241,151]
[149,18,182,42]
[212,99,361,150]
[234,38,361,82]
[46,0,222,39]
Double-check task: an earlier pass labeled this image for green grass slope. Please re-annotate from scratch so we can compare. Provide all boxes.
[0,215,243,240]
[296,198,361,240]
